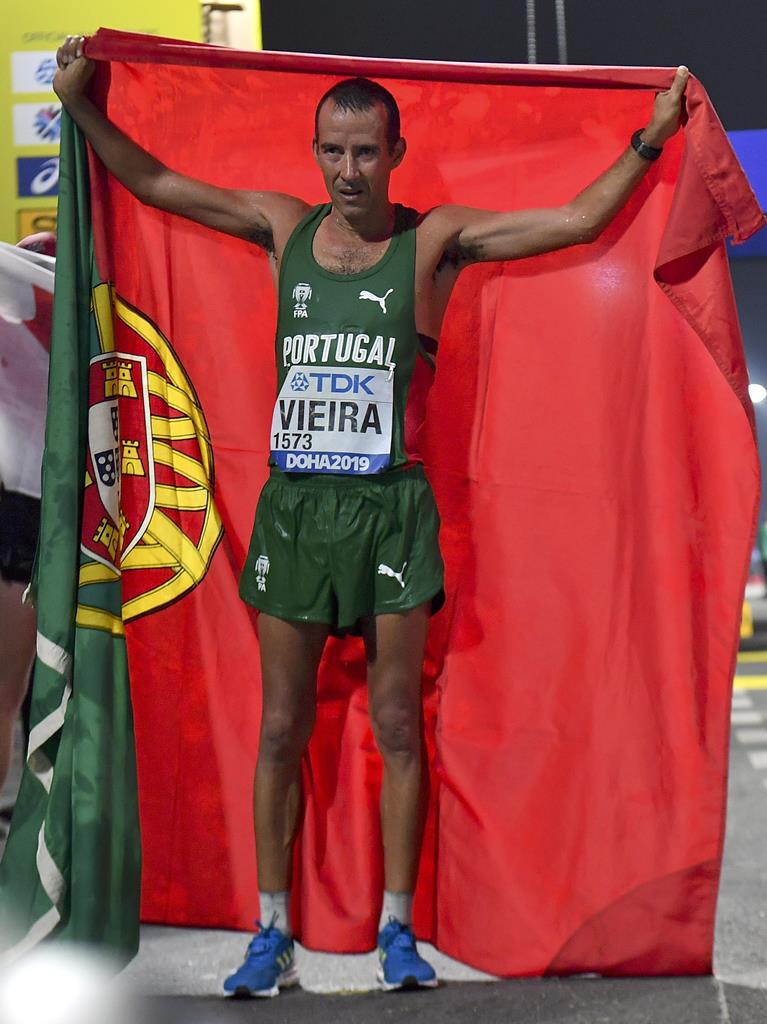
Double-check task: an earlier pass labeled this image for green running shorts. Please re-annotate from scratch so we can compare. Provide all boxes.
[239,465,444,632]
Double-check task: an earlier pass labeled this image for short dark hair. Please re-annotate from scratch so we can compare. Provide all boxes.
[314,77,401,151]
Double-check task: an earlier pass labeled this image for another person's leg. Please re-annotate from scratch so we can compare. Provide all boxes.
[0,579,36,793]
[364,603,437,989]
[224,612,327,999]
[0,490,40,801]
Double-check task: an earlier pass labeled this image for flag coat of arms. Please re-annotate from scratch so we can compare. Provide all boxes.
[1,29,763,975]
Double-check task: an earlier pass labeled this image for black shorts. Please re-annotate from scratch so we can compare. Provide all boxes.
[0,488,41,585]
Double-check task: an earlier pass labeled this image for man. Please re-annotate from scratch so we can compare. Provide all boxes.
[54,36,688,995]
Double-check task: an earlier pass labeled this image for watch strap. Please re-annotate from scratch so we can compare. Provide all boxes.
[631,128,662,162]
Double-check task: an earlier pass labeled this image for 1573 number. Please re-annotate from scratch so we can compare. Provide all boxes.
[272,432,313,450]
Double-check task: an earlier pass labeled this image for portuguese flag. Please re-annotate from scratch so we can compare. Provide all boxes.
[0,116,143,960]
[1,30,764,974]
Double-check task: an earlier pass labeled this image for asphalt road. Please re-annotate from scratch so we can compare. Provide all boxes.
[136,977,766,1024]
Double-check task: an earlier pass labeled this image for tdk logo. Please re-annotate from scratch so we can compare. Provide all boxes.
[291,371,375,395]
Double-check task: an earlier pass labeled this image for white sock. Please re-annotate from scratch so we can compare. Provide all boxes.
[259,890,292,937]
[379,890,413,930]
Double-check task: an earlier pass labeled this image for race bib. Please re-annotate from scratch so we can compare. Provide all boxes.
[270,365,393,474]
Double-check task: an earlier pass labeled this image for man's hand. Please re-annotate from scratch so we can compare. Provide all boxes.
[641,66,689,149]
[53,35,94,106]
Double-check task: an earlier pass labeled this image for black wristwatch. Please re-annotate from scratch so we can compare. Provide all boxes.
[631,129,663,161]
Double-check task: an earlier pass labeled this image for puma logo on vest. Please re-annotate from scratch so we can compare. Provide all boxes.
[359,288,394,314]
[378,561,407,589]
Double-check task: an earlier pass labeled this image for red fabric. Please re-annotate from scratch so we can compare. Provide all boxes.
[86,28,763,975]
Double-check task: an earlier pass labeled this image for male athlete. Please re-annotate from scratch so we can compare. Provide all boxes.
[54,37,688,996]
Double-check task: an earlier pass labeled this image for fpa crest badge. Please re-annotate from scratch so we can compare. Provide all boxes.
[292,281,312,318]
[79,284,223,624]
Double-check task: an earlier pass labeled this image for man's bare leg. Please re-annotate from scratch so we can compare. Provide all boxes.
[364,602,430,895]
[224,614,326,996]
[254,613,328,895]
[0,580,36,791]
[365,602,437,989]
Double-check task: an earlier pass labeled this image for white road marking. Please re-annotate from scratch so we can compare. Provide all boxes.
[731,710,764,725]
[747,750,767,770]
[716,977,733,1024]
[735,729,767,744]
[731,694,753,707]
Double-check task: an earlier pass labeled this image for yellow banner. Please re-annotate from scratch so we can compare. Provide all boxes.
[2,3,260,245]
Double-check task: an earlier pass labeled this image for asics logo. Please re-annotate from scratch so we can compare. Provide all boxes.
[30,157,59,196]
[378,561,407,589]
[359,288,394,314]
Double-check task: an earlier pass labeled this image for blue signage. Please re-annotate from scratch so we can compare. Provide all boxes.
[727,130,767,259]
[16,156,59,198]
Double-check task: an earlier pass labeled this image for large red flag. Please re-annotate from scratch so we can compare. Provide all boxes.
[83,29,762,975]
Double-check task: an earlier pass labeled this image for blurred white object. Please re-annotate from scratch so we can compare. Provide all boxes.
[0,241,54,324]
[0,241,54,499]
[0,945,126,1024]
[748,382,767,404]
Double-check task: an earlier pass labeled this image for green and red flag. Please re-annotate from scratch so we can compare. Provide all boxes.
[1,30,764,974]
[0,115,143,961]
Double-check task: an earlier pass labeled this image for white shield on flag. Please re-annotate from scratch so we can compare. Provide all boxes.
[82,351,156,572]
[88,399,120,526]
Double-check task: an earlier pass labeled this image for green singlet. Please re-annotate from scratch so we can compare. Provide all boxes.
[239,204,444,631]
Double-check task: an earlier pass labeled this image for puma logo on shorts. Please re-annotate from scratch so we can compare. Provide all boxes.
[378,561,407,589]
[239,466,444,630]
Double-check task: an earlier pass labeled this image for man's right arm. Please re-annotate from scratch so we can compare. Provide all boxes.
[54,36,308,253]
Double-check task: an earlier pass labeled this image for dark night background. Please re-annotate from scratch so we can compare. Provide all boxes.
[261,0,764,130]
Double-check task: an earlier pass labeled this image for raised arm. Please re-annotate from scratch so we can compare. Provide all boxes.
[441,66,689,266]
[53,36,308,253]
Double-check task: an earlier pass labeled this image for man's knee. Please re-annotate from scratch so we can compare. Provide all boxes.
[259,705,315,763]
[370,693,420,761]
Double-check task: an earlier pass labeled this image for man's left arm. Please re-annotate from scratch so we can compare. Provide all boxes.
[447,66,689,265]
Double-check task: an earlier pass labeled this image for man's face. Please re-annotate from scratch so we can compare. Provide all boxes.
[313,100,405,215]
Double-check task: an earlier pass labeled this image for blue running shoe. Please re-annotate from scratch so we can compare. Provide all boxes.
[223,920,298,998]
[377,919,438,991]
